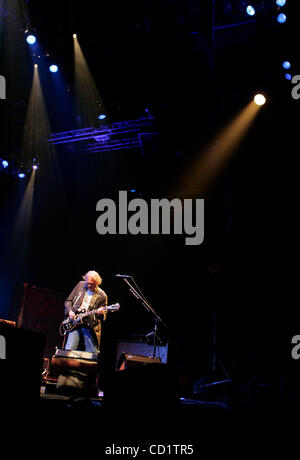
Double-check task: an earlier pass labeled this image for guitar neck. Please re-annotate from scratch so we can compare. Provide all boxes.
[74,304,119,321]
[78,305,113,319]
[79,308,99,319]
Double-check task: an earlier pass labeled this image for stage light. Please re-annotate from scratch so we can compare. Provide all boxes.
[49,65,58,73]
[98,114,106,120]
[26,34,36,45]
[277,13,287,23]
[73,34,77,39]
[34,64,38,68]
[18,173,26,179]
[1,160,8,168]
[282,60,291,69]
[254,94,266,105]
[284,73,292,80]
[246,5,255,16]
[32,157,39,170]
[276,0,286,6]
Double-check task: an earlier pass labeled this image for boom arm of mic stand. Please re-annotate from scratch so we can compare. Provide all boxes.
[121,277,168,329]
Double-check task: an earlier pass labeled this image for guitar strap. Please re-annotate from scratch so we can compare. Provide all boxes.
[88,291,99,311]
[80,288,102,326]
[75,286,100,312]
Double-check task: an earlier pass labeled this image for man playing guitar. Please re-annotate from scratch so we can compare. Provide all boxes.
[63,270,108,353]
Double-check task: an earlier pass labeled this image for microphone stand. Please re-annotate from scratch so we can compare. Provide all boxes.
[208,264,231,382]
[120,277,167,358]
[146,317,160,359]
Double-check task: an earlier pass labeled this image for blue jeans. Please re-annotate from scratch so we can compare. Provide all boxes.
[64,327,98,353]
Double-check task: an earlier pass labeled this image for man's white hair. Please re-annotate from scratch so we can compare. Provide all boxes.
[84,270,102,286]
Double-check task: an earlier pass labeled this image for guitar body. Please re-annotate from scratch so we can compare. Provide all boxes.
[62,313,94,332]
[59,303,120,335]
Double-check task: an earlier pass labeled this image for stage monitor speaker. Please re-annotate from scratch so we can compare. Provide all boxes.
[116,341,169,365]
[49,355,99,379]
[116,352,161,370]
[47,350,99,396]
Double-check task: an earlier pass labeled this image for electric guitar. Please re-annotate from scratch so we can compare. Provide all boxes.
[59,303,120,335]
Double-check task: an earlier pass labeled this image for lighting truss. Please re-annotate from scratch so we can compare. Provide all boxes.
[48,116,157,153]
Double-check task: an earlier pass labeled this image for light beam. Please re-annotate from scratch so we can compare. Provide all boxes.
[177,99,265,197]
[73,34,107,127]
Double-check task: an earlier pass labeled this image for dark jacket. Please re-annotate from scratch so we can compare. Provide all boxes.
[64,280,108,349]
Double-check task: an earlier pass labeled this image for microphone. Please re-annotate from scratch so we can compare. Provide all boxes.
[115,274,132,278]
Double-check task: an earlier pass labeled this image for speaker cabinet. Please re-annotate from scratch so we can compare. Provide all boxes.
[0,323,45,411]
[8,283,65,360]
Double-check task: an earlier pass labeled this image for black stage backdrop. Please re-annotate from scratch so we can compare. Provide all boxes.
[0,0,298,387]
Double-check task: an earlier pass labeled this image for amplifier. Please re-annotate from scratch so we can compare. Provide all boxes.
[8,283,65,360]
